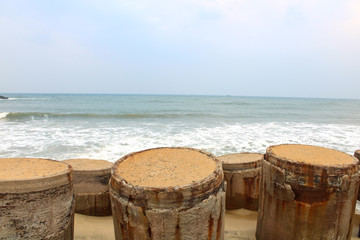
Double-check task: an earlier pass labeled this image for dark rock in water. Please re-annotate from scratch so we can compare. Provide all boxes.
[0,95,8,99]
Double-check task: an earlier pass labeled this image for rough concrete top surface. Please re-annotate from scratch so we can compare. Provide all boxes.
[115,148,217,188]
[0,158,69,181]
[63,158,112,171]
[270,145,354,165]
[219,153,264,165]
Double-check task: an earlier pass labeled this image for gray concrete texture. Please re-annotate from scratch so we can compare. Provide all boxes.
[63,158,113,216]
[109,147,226,240]
[256,145,360,240]
[219,153,264,211]
[0,158,74,239]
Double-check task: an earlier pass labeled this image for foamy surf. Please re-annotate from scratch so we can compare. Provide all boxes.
[0,112,9,119]
[1,97,49,101]
[1,94,359,164]
[0,121,359,162]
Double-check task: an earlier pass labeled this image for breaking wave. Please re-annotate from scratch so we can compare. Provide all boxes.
[2,112,218,121]
[0,112,9,119]
[0,121,358,162]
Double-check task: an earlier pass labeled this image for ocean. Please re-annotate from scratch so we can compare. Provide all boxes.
[0,93,359,162]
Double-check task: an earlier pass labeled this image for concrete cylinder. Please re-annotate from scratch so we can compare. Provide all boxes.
[218,153,263,211]
[256,144,360,240]
[354,150,360,200]
[109,147,226,240]
[0,158,74,240]
[63,158,113,216]
[354,150,360,161]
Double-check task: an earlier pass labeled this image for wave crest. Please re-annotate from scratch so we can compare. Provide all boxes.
[0,112,9,119]
[3,112,215,120]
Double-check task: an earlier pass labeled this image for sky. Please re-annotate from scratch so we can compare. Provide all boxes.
[0,0,359,99]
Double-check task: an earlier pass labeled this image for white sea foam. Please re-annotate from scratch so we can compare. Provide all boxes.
[0,112,9,119]
[6,97,49,100]
[0,121,359,162]
[0,97,23,100]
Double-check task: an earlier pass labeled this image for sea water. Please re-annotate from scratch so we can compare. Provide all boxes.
[0,94,359,162]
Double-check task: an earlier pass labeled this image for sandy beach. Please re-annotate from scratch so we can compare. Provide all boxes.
[74,209,360,239]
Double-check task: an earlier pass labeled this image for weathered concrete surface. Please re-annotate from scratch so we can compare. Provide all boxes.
[256,145,360,240]
[219,153,263,211]
[354,150,360,161]
[110,147,225,240]
[110,183,225,240]
[224,168,261,211]
[354,150,360,201]
[72,209,360,240]
[63,159,112,216]
[75,191,111,216]
[0,158,74,240]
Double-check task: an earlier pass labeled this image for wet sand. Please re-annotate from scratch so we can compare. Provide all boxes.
[74,210,360,239]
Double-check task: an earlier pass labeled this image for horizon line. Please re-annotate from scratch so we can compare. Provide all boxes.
[1,92,359,101]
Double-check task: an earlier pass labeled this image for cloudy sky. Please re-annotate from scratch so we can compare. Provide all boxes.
[1,1,359,98]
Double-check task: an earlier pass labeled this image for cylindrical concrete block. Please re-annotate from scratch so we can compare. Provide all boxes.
[354,150,360,200]
[354,150,360,161]
[63,158,113,216]
[218,153,263,211]
[0,158,74,240]
[256,144,360,240]
[110,147,226,240]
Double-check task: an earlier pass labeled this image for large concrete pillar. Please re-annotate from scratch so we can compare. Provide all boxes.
[0,158,74,240]
[354,150,360,240]
[218,153,263,211]
[354,150,360,162]
[109,147,226,240]
[256,144,360,240]
[63,158,113,216]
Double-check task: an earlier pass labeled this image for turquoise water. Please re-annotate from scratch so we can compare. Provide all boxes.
[1,94,359,161]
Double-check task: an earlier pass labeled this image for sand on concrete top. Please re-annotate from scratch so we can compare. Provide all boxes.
[219,153,264,165]
[270,145,354,165]
[115,148,217,188]
[0,158,69,181]
[63,159,112,171]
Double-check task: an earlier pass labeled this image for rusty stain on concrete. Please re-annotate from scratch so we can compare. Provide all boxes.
[219,153,264,211]
[63,158,113,216]
[256,144,360,240]
[110,147,225,240]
